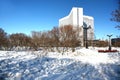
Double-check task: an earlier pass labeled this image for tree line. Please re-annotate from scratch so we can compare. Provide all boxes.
[0,25,82,52]
[0,25,119,51]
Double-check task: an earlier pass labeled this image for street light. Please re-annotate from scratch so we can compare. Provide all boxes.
[83,25,91,49]
[107,34,112,51]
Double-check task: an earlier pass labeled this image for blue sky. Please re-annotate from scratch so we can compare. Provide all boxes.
[0,0,119,39]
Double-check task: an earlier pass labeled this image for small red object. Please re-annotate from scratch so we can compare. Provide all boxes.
[98,49,118,53]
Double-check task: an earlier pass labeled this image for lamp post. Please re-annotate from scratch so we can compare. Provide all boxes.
[83,26,91,49]
[107,34,112,51]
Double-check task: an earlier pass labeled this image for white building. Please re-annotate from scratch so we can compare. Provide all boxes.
[59,7,94,46]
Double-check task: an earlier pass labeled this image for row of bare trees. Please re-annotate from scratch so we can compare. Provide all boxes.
[0,25,82,51]
[0,28,32,50]
[0,25,119,51]
[31,25,82,52]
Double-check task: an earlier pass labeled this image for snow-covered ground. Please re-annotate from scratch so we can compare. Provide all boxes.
[0,47,120,80]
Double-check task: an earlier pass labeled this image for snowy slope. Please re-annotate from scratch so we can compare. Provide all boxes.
[0,48,120,80]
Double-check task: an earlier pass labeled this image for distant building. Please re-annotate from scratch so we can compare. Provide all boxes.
[111,38,120,47]
[59,7,94,46]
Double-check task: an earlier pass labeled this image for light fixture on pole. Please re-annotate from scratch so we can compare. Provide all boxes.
[83,25,91,49]
[107,34,112,51]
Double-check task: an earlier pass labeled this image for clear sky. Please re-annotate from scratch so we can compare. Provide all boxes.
[0,0,119,39]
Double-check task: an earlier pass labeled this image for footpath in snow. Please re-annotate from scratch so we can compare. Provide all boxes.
[0,48,120,80]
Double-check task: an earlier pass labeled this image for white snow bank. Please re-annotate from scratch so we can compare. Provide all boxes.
[48,48,120,65]
[0,47,120,80]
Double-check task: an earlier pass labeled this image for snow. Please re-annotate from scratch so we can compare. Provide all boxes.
[0,47,120,80]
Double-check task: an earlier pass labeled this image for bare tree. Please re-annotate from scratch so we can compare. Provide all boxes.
[111,0,120,29]
[9,33,31,48]
[31,31,50,50]
[59,25,81,52]
[31,31,42,50]
[49,27,60,51]
[0,28,9,50]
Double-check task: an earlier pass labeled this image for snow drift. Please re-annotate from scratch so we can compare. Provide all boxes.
[0,48,120,80]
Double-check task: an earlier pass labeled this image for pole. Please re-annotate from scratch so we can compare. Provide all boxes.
[107,35,112,51]
[83,26,91,49]
[85,28,88,48]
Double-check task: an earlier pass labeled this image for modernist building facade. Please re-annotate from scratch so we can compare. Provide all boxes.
[59,7,94,46]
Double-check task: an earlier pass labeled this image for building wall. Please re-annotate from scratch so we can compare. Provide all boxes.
[59,7,83,27]
[83,15,94,40]
[59,7,94,46]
